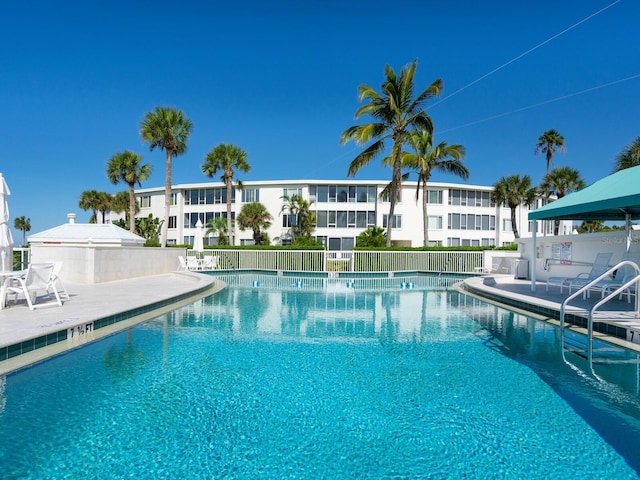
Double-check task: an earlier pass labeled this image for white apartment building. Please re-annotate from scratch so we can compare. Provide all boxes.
[117,179,569,249]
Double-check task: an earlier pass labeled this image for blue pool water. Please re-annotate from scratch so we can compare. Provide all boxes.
[1,273,640,478]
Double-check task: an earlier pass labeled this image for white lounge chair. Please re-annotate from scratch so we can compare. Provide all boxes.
[584,252,640,301]
[178,256,188,271]
[48,261,70,300]
[202,256,215,270]
[4,263,63,310]
[186,256,200,271]
[546,252,612,294]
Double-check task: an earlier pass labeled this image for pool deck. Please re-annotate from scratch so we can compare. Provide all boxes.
[0,271,221,374]
[462,274,640,353]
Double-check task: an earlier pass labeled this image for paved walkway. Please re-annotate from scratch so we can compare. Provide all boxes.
[0,271,220,374]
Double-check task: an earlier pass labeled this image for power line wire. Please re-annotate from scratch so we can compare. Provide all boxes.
[439,73,640,134]
[431,0,622,108]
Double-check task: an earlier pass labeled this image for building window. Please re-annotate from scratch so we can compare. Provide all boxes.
[448,237,461,247]
[168,216,177,229]
[503,219,512,232]
[428,216,442,230]
[139,195,151,208]
[185,188,233,205]
[328,211,336,228]
[282,214,297,228]
[283,187,302,198]
[316,211,327,228]
[242,188,259,203]
[170,193,177,206]
[382,214,402,229]
[427,190,443,204]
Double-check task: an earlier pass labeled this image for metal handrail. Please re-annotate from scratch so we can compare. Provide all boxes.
[560,260,640,373]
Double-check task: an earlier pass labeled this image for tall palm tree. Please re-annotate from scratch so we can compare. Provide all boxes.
[106,150,152,234]
[237,202,273,245]
[202,144,250,246]
[341,59,442,246]
[110,191,139,229]
[403,129,468,246]
[140,107,193,247]
[491,175,537,239]
[13,216,31,246]
[539,166,585,235]
[79,190,102,223]
[95,191,113,224]
[535,129,566,175]
[613,136,640,172]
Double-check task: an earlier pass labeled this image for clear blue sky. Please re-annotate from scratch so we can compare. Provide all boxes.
[1,0,638,240]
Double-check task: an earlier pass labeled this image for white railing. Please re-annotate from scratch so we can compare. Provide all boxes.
[352,250,484,274]
[188,249,486,274]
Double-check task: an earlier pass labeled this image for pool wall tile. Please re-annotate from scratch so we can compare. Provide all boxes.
[0,280,213,368]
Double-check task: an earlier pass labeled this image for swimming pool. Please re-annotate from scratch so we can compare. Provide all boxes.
[0,273,639,478]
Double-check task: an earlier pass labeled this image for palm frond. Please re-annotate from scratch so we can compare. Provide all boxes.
[347,140,385,176]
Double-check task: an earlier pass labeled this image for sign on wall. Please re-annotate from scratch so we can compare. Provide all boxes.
[552,242,573,264]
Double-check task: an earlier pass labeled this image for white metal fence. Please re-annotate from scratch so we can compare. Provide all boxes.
[187,249,487,274]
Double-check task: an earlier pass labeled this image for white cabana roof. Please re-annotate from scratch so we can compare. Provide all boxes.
[28,214,145,247]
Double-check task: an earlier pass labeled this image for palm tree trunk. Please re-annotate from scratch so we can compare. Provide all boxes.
[510,207,520,239]
[422,178,429,247]
[161,149,172,247]
[386,156,403,247]
[128,182,136,234]
[226,173,234,246]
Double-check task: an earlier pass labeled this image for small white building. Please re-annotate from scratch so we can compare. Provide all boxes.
[29,214,178,283]
[109,179,570,249]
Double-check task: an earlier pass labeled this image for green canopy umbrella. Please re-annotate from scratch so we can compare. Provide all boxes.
[529,165,640,222]
[528,165,640,290]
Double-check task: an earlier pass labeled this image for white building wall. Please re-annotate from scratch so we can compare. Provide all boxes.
[112,179,571,249]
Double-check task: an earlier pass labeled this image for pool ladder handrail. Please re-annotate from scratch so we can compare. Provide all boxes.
[560,260,640,375]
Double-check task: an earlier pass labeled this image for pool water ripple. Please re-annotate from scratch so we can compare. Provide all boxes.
[0,276,639,478]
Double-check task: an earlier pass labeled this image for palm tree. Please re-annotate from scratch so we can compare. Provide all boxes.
[539,166,585,235]
[79,190,101,223]
[106,150,152,234]
[341,59,442,246]
[578,220,603,233]
[613,136,640,172]
[403,129,468,246]
[202,144,250,246]
[110,191,140,229]
[140,107,193,247]
[13,216,31,246]
[356,226,387,248]
[280,193,316,239]
[491,175,537,239]
[237,202,273,245]
[535,129,566,175]
[205,216,229,245]
[136,214,162,243]
[95,191,113,224]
